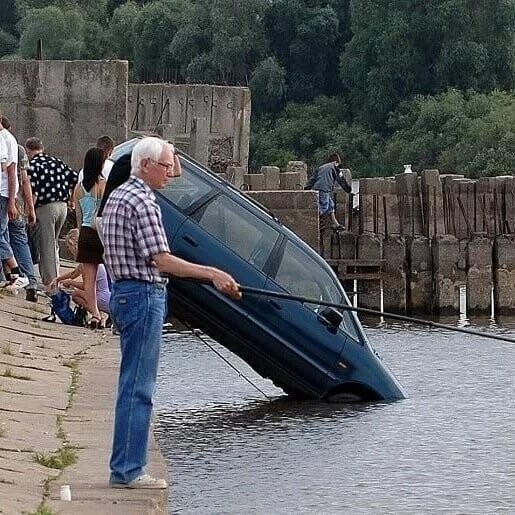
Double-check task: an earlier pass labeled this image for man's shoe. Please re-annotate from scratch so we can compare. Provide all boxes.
[10,276,30,289]
[110,474,168,489]
[25,288,38,302]
[4,276,30,295]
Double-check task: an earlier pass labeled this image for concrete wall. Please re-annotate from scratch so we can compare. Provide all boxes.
[128,83,251,172]
[247,190,319,252]
[0,60,128,170]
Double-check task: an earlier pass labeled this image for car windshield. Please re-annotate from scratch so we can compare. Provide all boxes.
[273,240,361,342]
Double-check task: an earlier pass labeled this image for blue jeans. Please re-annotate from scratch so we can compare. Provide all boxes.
[318,191,335,215]
[8,218,37,288]
[109,280,167,484]
[0,197,13,261]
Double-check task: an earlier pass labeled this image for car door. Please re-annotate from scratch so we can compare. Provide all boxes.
[261,239,358,388]
[170,193,281,348]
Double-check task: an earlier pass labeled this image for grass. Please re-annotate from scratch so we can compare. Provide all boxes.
[34,446,77,470]
[2,367,33,381]
[29,503,55,515]
[64,360,80,409]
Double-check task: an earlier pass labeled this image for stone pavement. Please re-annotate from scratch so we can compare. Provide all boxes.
[0,288,168,514]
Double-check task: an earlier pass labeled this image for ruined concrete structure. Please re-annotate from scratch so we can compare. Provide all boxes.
[128,83,251,172]
[0,60,250,172]
[331,171,515,316]
[0,60,128,170]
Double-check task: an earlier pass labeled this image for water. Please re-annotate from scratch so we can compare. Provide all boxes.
[155,319,515,514]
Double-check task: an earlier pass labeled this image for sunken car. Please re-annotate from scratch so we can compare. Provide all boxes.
[111,139,407,402]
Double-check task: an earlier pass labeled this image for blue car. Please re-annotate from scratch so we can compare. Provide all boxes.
[111,139,407,402]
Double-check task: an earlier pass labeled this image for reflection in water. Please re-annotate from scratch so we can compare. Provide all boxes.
[155,321,515,514]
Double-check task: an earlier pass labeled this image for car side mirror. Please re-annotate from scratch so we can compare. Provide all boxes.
[318,306,343,332]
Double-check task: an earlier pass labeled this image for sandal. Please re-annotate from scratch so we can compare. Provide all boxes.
[88,316,104,330]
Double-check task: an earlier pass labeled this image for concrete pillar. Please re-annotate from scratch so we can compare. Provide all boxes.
[383,237,407,313]
[432,235,460,315]
[189,117,210,166]
[242,173,265,191]
[466,237,493,315]
[226,166,245,189]
[279,172,301,190]
[334,168,354,231]
[155,124,175,143]
[493,235,515,315]
[260,166,280,190]
[357,233,382,310]
[395,173,423,237]
[407,236,432,314]
[358,178,383,234]
[286,161,308,187]
[421,169,445,237]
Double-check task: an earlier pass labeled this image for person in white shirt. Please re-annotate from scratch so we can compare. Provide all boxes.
[77,135,115,184]
[0,113,30,293]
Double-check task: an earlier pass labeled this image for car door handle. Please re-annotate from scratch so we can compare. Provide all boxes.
[182,234,199,247]
[267,298,282,310]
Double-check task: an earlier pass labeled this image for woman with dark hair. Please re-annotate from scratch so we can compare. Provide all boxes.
[73,147,106,328]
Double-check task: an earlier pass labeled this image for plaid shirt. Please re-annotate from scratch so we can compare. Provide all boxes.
[102,175,170,283]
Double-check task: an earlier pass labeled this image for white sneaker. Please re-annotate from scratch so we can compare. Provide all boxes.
[4,276,30,295]
[110,474,168,489]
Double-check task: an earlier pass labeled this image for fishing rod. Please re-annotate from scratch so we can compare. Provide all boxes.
[238,285,515,345]
[169,277,515,345]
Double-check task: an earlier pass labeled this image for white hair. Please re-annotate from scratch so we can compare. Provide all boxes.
[131,137,175,175]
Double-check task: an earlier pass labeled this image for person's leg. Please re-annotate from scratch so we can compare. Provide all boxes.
[8,218,37,290]
[0,197,19,285]
[81,263,101,319]
[36,202,67,286]
[109,281,167,485]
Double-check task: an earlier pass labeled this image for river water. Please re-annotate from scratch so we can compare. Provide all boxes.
[155,317,515,514]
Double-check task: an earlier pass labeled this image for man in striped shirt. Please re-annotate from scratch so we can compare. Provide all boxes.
[102,137,240,490]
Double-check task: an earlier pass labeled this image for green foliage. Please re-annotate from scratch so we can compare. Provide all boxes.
[374,89,515,177]
[34,447,77,469]
[0,29,18,58]
[18,5,85,58]
[250,57,286,114]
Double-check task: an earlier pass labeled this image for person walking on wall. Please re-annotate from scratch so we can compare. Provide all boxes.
[73,147,106,328]
[102,137,241,489]
[305,152,351,232]
[25,137,78,287]
[0,113,31,293]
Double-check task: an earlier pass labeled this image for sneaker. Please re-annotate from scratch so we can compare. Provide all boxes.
[25,288,38,302]
[4,276,30,295]
[110,474,168,489]
[10,276,30,289]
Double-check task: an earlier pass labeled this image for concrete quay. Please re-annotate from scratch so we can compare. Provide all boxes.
[0,291,168,514]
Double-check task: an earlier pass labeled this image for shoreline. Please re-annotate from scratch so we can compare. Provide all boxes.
[0,289,168,514]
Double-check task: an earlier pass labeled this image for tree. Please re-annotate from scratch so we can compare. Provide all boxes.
[105,1,141,61]
[250,57,286,114]
[18,5,85,59]
[0,29,18,58]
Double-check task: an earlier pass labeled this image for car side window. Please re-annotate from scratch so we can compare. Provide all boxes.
[196,195,279,272]
[159,162,213,211]
[273,241,361,342]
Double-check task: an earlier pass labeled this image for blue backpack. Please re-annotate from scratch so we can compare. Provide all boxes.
[43,290,87,326]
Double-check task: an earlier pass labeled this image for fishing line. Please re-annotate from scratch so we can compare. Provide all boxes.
[181,320,271,400]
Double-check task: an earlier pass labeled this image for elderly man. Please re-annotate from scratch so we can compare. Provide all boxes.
[102,137,240,489]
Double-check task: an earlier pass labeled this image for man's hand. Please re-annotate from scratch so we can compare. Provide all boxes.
[27,209,36,226]
[211,269,241,299]
[7,200,18,220]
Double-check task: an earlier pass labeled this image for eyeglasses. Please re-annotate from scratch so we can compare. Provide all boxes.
[149,159,174,172]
